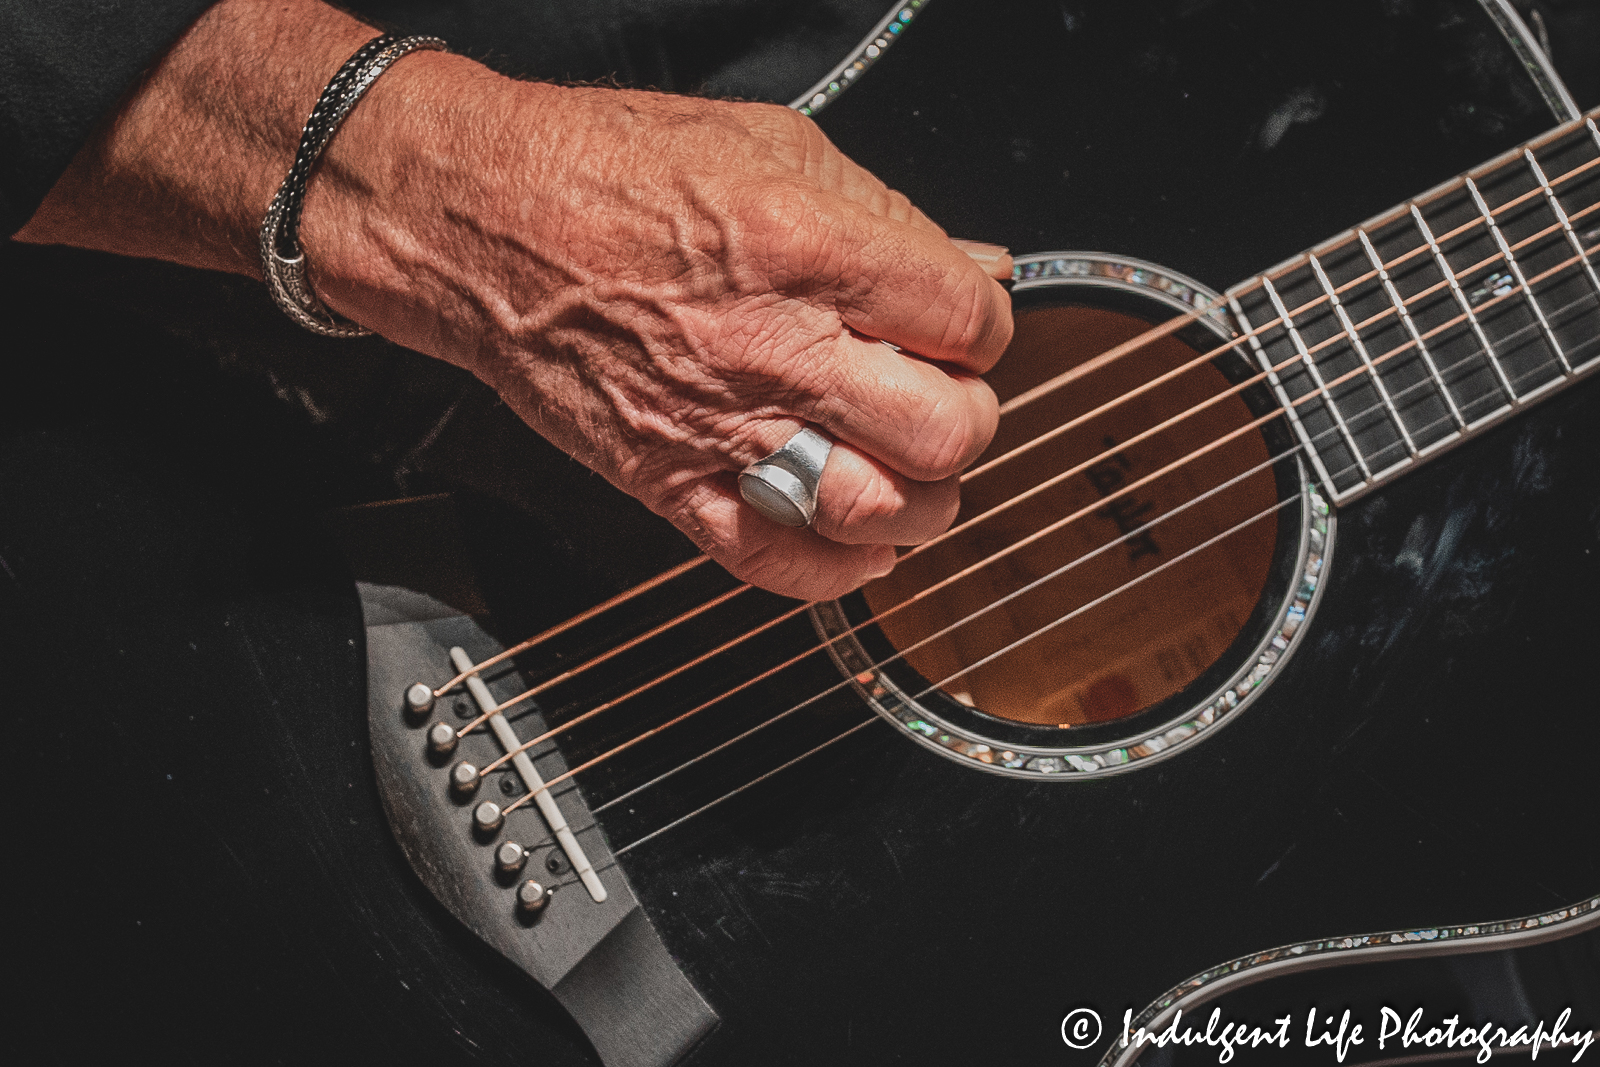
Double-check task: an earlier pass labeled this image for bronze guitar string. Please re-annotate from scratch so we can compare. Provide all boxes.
[506,490,1303,821]
[462,197,1600,762]
[429,118,1600,824]
[484,435,1299,781]
[491,238,1600,817]
[517,293,1600,883]
[429,140,1600,719]
[475,240,1600,803]
[435,147,1600,738]
[593,283,1600,855]
[433,553,709,697]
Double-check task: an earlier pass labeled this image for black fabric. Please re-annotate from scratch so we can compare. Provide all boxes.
[0,0,890,236]
[341,0,887,101]
[0,0,216,234]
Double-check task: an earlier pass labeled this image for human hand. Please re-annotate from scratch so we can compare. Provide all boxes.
[311,74,1013,599]
[14,0,1013,601]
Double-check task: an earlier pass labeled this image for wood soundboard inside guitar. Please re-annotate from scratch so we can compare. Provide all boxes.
[864,305,1280,727]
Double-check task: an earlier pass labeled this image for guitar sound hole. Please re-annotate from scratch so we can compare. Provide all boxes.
[862,304,1281,727]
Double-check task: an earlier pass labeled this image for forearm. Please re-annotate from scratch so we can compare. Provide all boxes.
[13,0,486,282]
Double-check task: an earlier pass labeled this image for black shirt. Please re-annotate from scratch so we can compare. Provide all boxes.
[0,0,891,234]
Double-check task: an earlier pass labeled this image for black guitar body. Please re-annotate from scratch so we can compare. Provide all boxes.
[4,1,1599,1064]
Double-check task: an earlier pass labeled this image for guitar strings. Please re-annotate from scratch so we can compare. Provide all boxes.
[475,224,1600,777]
[443,148,1600,823]
[478,394,1281,774]
[453,203,1597,749]
[598,312,1576,856]
[518,491,1299,827]
[589,445,1296,815]
[480,400,1288,779]
[493,236,1600,820]
[431,147,1600,708]
[481,261,1600,834]
[1316,285,1600,483]
[501,442,1297,789]
[599,274,1600,840]
[486,276,1600,876]
[441,183,1600,751]
[494,136,1600,855]
[601,364,1512,855]
[605,303,1597,855]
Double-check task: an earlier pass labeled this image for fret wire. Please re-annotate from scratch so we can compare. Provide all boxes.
[1291,233,1600,496]
[1258,132,1587,293]
[1311,335,1519,477]
[1355,229,1468,430]
[1408,204,1520,404]
[1524,148,1600,320]
[1317,300,1600,485]
[1345,194,1600,428]
[1464,176,1572,373]
[1312,259,1600,485]
[1228,294,1341,493]
[1306,253,1419,457]
[1239,149,1600,409]
[1258,275,1373,480]
[1317,402,1462,485]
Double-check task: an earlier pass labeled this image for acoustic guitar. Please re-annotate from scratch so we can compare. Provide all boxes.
[4,1,1597,1064]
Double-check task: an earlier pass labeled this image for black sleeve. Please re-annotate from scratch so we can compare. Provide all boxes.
[0,1,218,235]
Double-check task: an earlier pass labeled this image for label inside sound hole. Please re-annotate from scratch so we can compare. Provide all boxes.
[861,304,1279,727]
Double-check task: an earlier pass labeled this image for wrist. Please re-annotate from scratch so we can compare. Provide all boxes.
[298,54,571,363]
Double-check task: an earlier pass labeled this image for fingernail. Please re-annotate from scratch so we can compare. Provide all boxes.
[951,239,1009,264]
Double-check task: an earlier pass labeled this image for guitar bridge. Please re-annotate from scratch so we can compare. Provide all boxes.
[343,493,717,1067]
[441,643,608,902]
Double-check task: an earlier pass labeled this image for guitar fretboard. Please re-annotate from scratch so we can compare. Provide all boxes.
[1228,108,1600,502]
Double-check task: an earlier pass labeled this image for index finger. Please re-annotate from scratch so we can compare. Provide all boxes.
[821,202,1015,372]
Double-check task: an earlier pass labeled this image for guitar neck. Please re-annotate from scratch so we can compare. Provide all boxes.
[1228,107,1600,504]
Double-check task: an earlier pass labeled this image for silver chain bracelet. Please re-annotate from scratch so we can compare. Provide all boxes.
[259,33,448,338]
